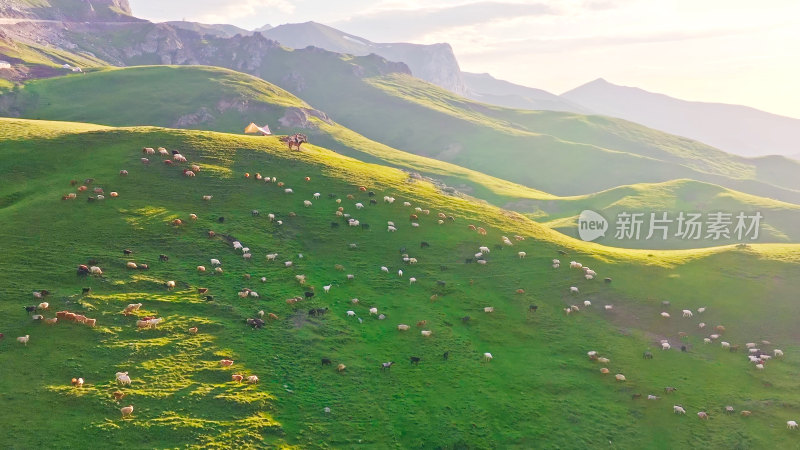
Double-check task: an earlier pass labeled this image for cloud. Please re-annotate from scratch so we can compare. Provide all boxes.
[332,1,557,42]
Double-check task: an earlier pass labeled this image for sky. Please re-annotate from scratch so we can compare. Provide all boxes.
[129,0,800,119]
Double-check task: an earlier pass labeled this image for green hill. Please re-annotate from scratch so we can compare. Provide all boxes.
[6,21,799,204]
[1,118,800,448]
[3,65,799,249]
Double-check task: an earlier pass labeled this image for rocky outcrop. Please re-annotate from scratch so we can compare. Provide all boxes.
[278,107,333,129]
[0,0,138,21]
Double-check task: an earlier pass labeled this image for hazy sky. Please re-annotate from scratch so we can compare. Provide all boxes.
[129,0,800,118]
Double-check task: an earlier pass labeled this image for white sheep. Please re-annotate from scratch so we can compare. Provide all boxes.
[518,251,526,258]
[788,420,798,429]
[409,277,416,284]
[355,203,364,209]
[346,311,356,317]
[774,349,784,357]
[387,225,397,232]
[674,405,686,414]
[266,253,278,261]
[483,352,493,362]
[697,307,706,313]
[210,258,221,266]
[479,246,491,253]
[397,324,410,331]
[313,193,320,199]
[756,364,764,370]
[570,287,579,294]
[682,309,693,318]
[698,322,706,328]
[304,200,312,207]
[721,341,730,349]
[285,188,294,194]
[284,261,293,267]
[398,269,403,277]
[403,202,411,207]
[421,330,432,337]
[553,259,560,265]
[703,338,711,344]
[369,307,378,315]
[604,305,613,310]
[233,241,242,250]
[583,300,592,307]
[662,342,671,350]
[660,312,670,318]
[323,284,332,293]
[17,335,29,345]
[381,266,389,273]
[484,307,494,313]
[477,259,487,265]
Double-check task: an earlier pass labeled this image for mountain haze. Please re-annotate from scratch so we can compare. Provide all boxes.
[461,72,587,113]
[562,78,800,158]
[261,21,468,96]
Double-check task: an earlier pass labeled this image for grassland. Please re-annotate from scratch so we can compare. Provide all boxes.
[1,118,800,448]
[3,66,800,249]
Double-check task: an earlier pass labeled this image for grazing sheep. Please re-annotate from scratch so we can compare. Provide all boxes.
[600,368,610,374]
[219,360,234,367]
[369,308,378,315]
[197,266,206,272]
[615,374,626,382]
[697,307,706,313]
[188,327,198,334]
[484,307,494,313]
[202,195,212,201]
[583,300,592,307]
[788,421,798,429]
[120,405,134,419]
[37,302,49,310]
[682,309,693,318]
[698,322,706,328]
[662,342,671,350]
[597,357,610,364]
[674,405,686,415]
[116,373,132,386]
[247,375,259,384]
[483,352,493,362]
[409,277,417,284]
[570,287,579,294]
[774,349,784,357]
[398,269,403,277]
[660,312,671,318]
[648,395,660,400]
[741,411,751,417]
[721,342,730,349]
[421,330,432,337]
[337,364,346,372]
[697,411,709,420]
[17,335,30,345]
[397,324,410,331]
[232,374,244,383]
[285,188,294,194]
[604,305,613,311]
[518,251,527,258]
[166,280,176,290]
[755,364,764,370]
[416,320,427,327]
[303,200,312,207]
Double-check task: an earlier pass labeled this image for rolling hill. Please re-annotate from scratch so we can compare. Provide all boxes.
[4,65,800,248]
[1,117,800,448]
[3,17,800,207]
[562,78,800,158]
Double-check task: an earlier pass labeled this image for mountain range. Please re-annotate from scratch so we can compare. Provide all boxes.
[562,78,800,158]
[1,3,799,248]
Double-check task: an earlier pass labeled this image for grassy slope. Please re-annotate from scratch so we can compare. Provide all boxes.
[4,66,799,249]
[1,118,800,448]
[256,60,800,202]
[1,65,307,129]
